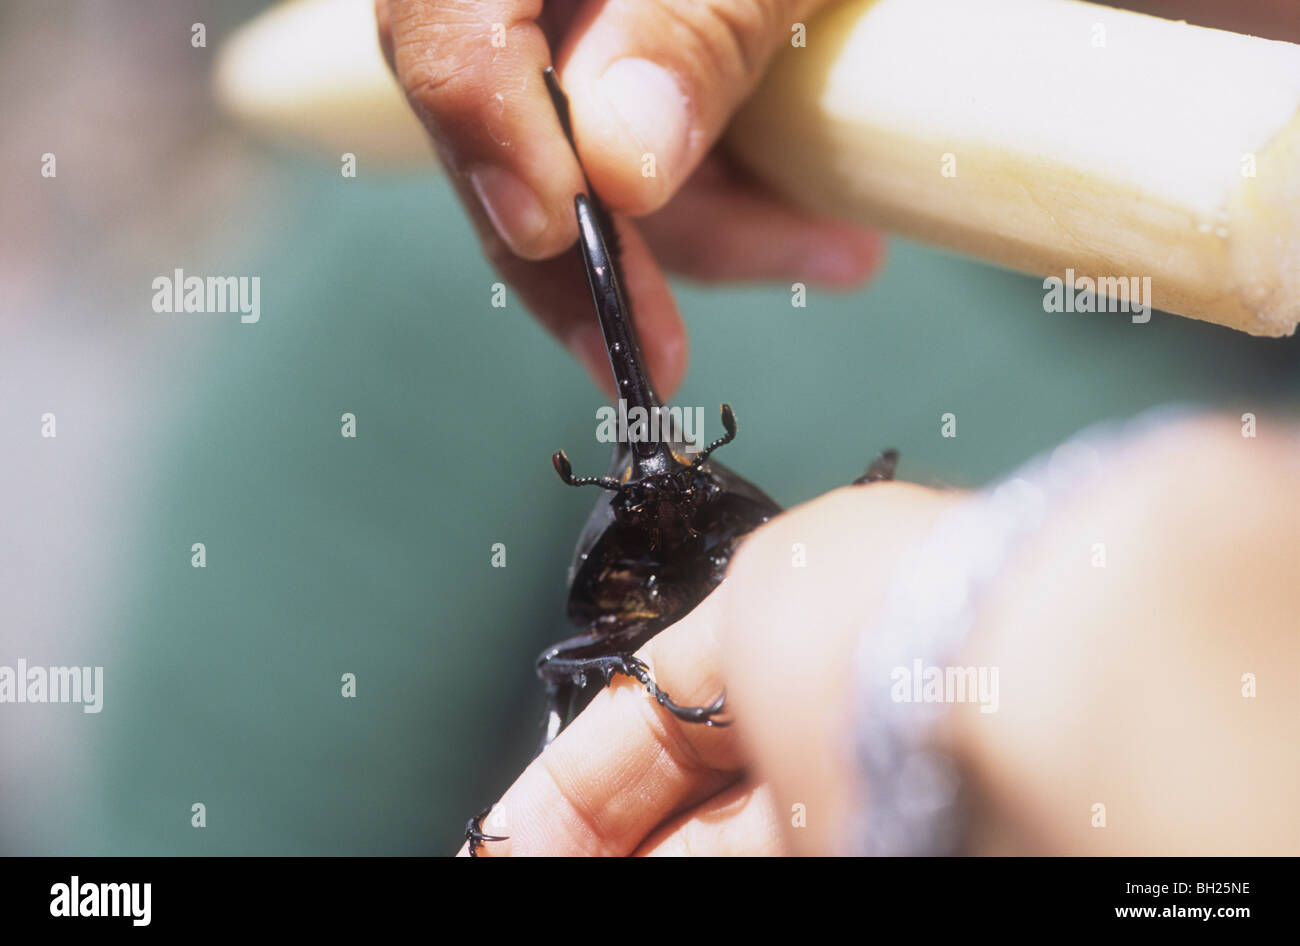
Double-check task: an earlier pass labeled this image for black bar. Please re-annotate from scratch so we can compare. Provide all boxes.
[2,856,1288,932]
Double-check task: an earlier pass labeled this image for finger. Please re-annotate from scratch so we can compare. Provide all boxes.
[477,210,689,400]
[635,780,787,856]
[378,1,686,397]
[718,482,962,855]
[640,154,885,286]
[557,0,832,215]
[458,591,743,856]
[382,0,583,259]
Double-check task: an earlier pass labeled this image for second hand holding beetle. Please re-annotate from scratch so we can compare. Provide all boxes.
[465,69,899,856]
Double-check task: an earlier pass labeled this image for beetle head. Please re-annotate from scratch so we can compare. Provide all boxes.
[612,455,713,538]
[552,403,738,544]
[543,69,743,546]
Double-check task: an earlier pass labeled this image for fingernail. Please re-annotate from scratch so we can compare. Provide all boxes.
[468,165,549,256]
[597,58,690,186]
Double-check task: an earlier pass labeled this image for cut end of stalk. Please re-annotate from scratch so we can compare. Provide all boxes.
[728,0,1300,336]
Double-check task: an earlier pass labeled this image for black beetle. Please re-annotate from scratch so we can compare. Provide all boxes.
[465,69,897,855]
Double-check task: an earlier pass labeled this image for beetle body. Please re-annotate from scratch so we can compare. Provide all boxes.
[565,443,780,636]
[535,411,781,741]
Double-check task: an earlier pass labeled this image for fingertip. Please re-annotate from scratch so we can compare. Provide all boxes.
[578,57,690,215]
[468,164,556,259]
[797,229,887,288]
[554,0,800,219]
[387,7,584,260]
[556,6,697,217]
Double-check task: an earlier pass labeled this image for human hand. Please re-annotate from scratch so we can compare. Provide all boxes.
[376,0,883,399]
[461,417,1298,856]
[456,480,956,856]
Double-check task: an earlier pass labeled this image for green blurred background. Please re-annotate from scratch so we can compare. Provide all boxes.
[0,0,1294,855]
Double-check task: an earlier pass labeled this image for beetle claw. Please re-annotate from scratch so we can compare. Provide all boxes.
[618,655,730,727]
[465,805,508,857]
[854,448,899,484]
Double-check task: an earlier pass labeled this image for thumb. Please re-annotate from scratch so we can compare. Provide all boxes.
[557,0,827,215]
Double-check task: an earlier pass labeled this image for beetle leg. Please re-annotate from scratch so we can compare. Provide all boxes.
[465,805,508,858]
[537,636,731,729]
[619,654,730,726]
[854,448,899,484]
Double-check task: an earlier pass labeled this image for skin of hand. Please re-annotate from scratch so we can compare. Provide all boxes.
[375,0,884,399]
[459,418,1299,855]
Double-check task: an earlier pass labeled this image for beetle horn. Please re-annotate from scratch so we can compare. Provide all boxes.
[572,194,661,416]
[544,67,666,465]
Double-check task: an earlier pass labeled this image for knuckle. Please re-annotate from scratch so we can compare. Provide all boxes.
[399,51,486,128]
[536,750,620,855]
[388,9,542,150]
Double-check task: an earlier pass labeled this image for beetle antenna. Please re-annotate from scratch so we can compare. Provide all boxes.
[692,404,738,467]
[553,451,621,490]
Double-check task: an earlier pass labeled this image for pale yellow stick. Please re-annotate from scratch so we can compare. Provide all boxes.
[727,0,1300,337]
[214,0,429,164]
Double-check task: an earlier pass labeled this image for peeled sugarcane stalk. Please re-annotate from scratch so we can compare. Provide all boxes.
[214,0,429,163]
[727,0,1300,337]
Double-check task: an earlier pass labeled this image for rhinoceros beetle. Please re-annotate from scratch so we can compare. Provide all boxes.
[465,69,898,855]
